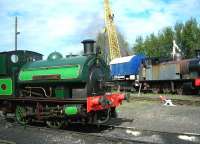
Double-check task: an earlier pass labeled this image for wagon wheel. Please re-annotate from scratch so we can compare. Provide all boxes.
[46,119,64,129]
[15,106,28,125]
[152,88,160,94]
[176,88,183,95]
[162,88,171,94]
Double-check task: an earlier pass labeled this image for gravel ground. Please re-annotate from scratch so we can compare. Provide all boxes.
[0,121,134,144]
[1,98,200,144]
[116,100,200,134]
[130,93,200,101]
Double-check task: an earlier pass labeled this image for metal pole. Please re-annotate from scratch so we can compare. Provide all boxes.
[138,83,142,97]
[15,16,17,51]
[15,16,20,51]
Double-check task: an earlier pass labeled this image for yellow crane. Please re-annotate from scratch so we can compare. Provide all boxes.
[104,0,121,61]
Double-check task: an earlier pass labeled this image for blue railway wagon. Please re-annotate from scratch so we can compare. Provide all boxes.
[110,55,145,80]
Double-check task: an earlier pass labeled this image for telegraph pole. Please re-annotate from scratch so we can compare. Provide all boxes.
[15,16,20,51]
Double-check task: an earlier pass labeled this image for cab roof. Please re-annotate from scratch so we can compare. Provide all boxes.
[0,50,43,56]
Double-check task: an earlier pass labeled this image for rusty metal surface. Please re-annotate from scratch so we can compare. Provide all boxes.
[180,60,190,74]
[152,64,160,80]
[145,59,193,81]
[145,65,153,80]
[159,63,180,80]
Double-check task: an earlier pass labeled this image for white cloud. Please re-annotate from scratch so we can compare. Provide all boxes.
[120,11,174,43]
[0,0,199,55]
[46,16,77,39]
[113,0,200,45]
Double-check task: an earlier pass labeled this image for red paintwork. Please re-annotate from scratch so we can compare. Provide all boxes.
[195,78,200,86]
[87,93,125,112]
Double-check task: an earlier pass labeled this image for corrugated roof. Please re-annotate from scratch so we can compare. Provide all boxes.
[110,55,135,65]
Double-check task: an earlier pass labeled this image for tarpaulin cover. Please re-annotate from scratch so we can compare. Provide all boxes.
[110,55,145,76]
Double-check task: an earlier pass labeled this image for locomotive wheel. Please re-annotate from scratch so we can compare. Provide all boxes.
[96,109,111,124]
[15,106,28,125]
[46,119,64,129]
[110,108,118,118]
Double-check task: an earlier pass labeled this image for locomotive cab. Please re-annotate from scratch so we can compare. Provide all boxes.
[0,50,43,76]
[0,50,43,97]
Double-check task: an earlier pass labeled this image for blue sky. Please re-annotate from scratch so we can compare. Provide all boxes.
[0,0,200,57]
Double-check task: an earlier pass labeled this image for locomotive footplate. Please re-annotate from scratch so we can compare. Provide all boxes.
[0,97,87,104]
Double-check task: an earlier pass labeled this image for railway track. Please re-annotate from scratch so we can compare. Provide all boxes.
[0,140,16,144]
[0,115,151,144]
[0,114,200,144]
[98,124,200,143]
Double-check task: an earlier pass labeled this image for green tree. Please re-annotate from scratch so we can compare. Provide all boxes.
[134,27,174,58]
[117,32,130,56]
[133,18,200,59]
[181,18,200,58]
[174,22,184,49]
[96,32,109,63]
[96,30,130,62]
[159,27,174,58]
[133,36,145,54]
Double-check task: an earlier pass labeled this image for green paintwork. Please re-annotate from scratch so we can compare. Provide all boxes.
[0,78,12,95]
[0,54,6,75]
[19,65,80,81]
[48,52,63,60]
[55,88,65,99]
[22,55,88,69]
[15,106,28,125]
[18,55,96,82]
[64,106,78,115]
[0,50,42,76]
[55,88,71,99]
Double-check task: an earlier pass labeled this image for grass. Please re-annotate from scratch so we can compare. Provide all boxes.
[128,92,200,101]
[118,100,158,110]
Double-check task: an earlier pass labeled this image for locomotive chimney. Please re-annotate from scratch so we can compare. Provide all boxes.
[81,39,96,55]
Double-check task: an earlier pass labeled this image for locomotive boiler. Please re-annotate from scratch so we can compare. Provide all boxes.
[0,40,125,128]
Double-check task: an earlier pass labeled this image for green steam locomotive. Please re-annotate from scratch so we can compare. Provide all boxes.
[0,40,125,128]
